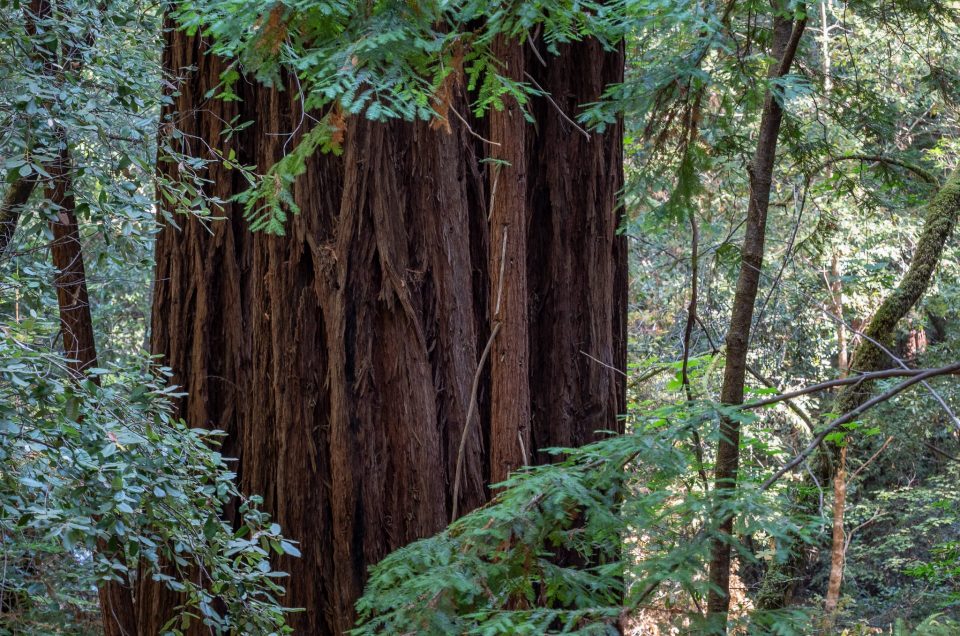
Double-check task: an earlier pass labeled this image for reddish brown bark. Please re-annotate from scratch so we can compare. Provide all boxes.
[147,21,625,634]
[488,36,531,483]
[46,143,140,636]
[48,154,98,379]
[526,39,628,458]
[822,252,849,628]
[822,444,847,626]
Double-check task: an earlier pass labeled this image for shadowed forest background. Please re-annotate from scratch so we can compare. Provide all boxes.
[2,1,960,634]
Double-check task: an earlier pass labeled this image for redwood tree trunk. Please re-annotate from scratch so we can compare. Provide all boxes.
[146,22,625,635]
[488,36,531,483]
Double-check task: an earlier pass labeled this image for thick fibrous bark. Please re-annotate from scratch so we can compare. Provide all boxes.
[488,36,531,483]
[707,4,807,628]
[146,21,626,634]
[526,40,628,460]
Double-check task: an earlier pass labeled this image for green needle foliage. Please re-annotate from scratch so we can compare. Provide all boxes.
[3,0,960,633]
[169,0,718,234]
[354,393,813,635]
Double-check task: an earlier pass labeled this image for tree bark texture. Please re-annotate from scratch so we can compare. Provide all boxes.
[707,5,807,628]
[822,444,847,626]
[146,21,626,635]
[822,250,849,629]
[488,36,531,483]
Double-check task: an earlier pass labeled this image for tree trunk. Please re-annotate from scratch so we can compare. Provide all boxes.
[146,21,626,634]
[707,5,807,629]
[822,251,848,628]
[488,36,531,483]
[46,141,140,636]
[757,172,960,611]
[822,444,847,625]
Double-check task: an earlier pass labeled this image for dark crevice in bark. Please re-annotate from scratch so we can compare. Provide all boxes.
[526,38,628,462]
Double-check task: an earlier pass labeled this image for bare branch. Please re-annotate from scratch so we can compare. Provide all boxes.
[760,362,960,490]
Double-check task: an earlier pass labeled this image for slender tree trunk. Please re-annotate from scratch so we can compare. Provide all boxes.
[706,5,807,629]
[146,21,625,634]
[48,151,98,379]
[758,173,960,611]
[822,251,848,627]
[822,9,845,607]
[822,444,847,623]
[46,141,140,636]
[820,172,960,619]
[19,1,139,629]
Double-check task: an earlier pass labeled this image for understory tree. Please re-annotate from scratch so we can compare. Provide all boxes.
[1,2,293,635]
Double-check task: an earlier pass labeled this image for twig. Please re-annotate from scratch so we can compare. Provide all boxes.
[813,153,940,186]
[487,165,500,222]
[921,440,960,463]
[452,209,509,520]
[680,208,709,491]
[451,321,502,521]
[494,230,507,317]
[449,105,501,147]
[680,211,699,399]
[745,364,815,430]
[743,364,960,411]
[847,435,894,483]
[579,350,627,378]
[526,36,547,67]
[522,71,590,140]
[843,508,882,554]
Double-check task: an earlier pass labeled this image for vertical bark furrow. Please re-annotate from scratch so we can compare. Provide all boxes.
[488,37,531,484]
[526,39,627,460]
